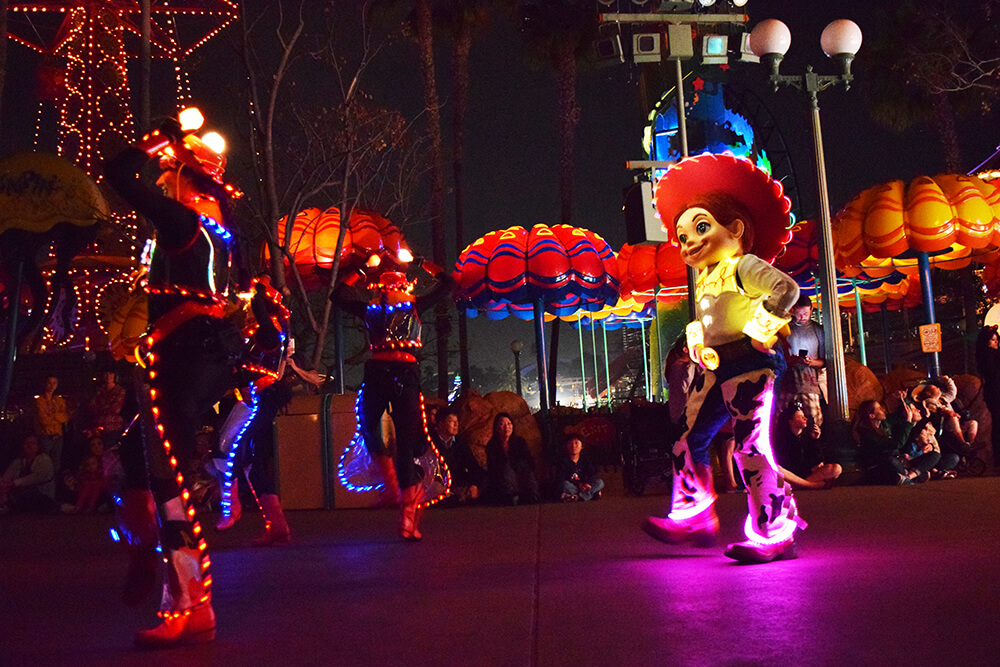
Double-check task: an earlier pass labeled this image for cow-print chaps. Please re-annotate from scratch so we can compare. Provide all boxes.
[669,366,802,541]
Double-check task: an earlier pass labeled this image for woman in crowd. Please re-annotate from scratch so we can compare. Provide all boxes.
[853,393,922,485]
[772,401,841,490]
[484,413,538,505]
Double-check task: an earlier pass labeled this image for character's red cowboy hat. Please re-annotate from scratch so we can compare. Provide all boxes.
[654,153,793,264]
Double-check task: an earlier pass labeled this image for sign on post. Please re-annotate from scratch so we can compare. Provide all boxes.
[919,323,942,353]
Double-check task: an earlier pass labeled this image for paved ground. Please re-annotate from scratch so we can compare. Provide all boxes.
[3,475,1000,666]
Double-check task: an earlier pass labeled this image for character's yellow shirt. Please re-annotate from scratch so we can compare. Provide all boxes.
[693,254,798,348]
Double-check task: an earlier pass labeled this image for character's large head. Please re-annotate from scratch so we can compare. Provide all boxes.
[654,153,792,268]
[356,247,419,297]
[152,107,240,204]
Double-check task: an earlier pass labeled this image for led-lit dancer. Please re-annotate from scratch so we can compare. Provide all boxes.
[641,153,806,564]
[215,278,320,546]
[330,250,452,541]
[105,108,243,646]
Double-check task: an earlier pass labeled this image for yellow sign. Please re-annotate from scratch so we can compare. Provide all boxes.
[919,323,942,353]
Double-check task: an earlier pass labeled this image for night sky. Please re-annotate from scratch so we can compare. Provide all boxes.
[2,1,999,382]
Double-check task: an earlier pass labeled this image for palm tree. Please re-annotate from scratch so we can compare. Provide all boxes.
[436,0,491,395]
[861,1,1000,173]
[506,0,598,406]
[410,0,453,399]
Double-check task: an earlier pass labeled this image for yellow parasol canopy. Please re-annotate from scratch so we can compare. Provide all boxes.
[0,152,109,234]
[831,174,1000,278]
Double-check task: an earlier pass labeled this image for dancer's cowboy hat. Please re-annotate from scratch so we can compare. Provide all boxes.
[654,152,793,264]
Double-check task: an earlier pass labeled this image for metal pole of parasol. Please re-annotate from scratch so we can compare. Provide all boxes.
[533,299,550,414]
[918,252,941,376]
[880,302,891,375]
[602,321,612,407]
[577,323,587,410]
[591,323,601,408]
[652,287,663,400]
[852,277,867,367]
[0,260,24,413]
[641,319,651,401]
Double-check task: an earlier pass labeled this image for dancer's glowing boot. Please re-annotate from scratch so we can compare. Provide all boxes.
[373,455,400,508]
[642,503,720,548]
[134,602,216,648]
[724,536,797,564]
[252,494,291,546]
[399,485,422,541]
[119,489,160,606]
[215,477,241,530]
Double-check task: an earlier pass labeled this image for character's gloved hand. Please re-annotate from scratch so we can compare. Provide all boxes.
[135,118,186,156]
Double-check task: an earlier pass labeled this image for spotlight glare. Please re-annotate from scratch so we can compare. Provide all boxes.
[178,107,204,132]
[200,132,226,154]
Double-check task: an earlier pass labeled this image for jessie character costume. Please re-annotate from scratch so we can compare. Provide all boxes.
[641,153,806,564]
[105,110,243,646]
[331,254,452,541]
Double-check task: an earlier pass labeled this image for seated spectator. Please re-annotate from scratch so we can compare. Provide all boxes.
[0,435,56,513]
[900,420,942,483]
[484,413,538,505]
[772,402,841,489]
[853,393,921,485]
[913,383,975,479]
[431,407,485,504]
[61,435,109,513]
[553,435,604,501]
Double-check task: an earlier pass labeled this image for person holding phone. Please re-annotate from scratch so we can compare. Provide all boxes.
[778,294,827,427]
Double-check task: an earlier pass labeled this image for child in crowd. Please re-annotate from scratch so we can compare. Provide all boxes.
[72,435,110,513]
[553,435,604,502]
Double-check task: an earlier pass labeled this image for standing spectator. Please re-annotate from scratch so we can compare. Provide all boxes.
[484,413,538,505]
[33,375,69,475]
[431,407,484,504]
[778,295,826,427]
[87,370,126,444]
[975,324,1000,468]
[553,435,604,501]
[0,435,56,513]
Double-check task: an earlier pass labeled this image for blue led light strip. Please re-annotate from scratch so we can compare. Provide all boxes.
[220,385,260,518]
[338,386,382,493]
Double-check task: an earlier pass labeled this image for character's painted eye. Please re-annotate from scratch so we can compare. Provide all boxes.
[678,233,688,244]
[696,221,711,235]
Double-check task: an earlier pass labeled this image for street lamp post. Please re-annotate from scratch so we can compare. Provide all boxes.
[510,340,524,397]
[749,18,862,421]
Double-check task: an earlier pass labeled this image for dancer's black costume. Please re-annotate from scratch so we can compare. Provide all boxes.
[331,264,451,540]
[215,277,294,546]
[105,125,242,646]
